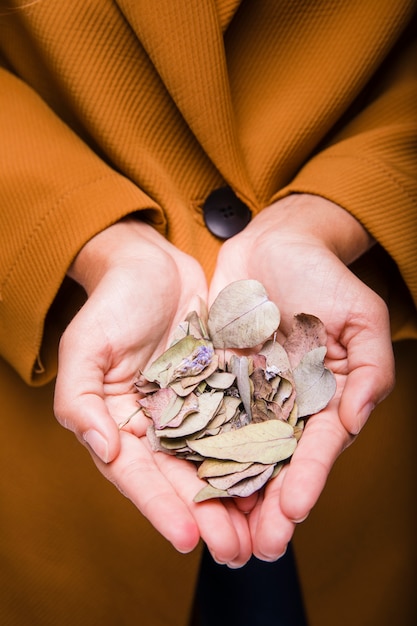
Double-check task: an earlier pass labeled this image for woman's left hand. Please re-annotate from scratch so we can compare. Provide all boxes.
[209,194,395,561]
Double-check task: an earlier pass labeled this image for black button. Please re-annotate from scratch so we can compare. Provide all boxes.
[202,187,251,239]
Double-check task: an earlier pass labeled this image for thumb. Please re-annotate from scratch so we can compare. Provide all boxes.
[53,322,121,464]
[54,387,121,464]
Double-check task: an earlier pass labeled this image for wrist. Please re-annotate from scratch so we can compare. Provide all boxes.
[67,218,157,294]
[260,194,374,265]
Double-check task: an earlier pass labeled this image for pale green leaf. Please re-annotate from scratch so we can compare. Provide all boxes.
[197,458,252,478]
[187,420,296,464]
[293,346,336,417]
[193,484,230,502]
[142,336,214,387]
[156,391,224,438]
[205,370,236,390]
[208,280,280,349]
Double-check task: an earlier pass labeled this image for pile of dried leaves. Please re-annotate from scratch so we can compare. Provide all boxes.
[134,280,336,502]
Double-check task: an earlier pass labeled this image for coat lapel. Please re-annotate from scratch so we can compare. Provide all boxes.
[115,0,256,206]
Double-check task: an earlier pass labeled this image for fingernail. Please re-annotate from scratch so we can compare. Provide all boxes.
[292,513,309,524]
[83,429,109,463]
[352,402,375,435]
[211,553,227,566]
[258,547,287,562]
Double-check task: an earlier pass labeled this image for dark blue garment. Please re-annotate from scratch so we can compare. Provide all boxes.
[190,542,308,626]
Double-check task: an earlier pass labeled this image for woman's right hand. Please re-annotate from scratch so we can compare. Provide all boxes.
[53,218,252,567]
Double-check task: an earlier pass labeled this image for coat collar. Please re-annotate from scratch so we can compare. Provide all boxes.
[115,0,257,207]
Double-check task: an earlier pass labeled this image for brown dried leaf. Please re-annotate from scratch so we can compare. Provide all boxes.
[208,462,273,491]
[228,464,275,497]
[284,313,328,369]
[230,355,252,420]
[270,377,296,421]
[162,392,200,429]
[251,367,273,401]
[139,388,183,428]
[251,398,274,423]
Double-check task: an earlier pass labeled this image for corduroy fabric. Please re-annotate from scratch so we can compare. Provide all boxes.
[0,0,416,385]
[0,2,416,625]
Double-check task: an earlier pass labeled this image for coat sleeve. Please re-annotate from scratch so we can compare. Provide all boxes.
[0,66,165,385]
[274,28,417,340]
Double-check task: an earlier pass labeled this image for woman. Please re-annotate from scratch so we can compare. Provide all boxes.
[1,1,416,624]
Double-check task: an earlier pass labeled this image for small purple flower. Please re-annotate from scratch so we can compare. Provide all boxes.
[173,344,214,378]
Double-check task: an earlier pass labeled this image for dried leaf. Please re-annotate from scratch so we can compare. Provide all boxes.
[135,280,337,503]
[284,313,328,368]
[185,309,209,340]
[208,462,273,491]
[156,391,224,438]
[205,370,236,390]
[169,354,219,396]
[205,395,241,429]
[187,420,296,464]
[208,280,280,349]
[197,458,252,479]
[142,336,214,387]
[270,377,296,421]
[228,464,275,497]
[251,367,274,402]
[168,321,191,344]
[251,398,274,422]
[230,355,252,420]
[139,388,183,428]
[158,436,188,450]
[294,419,305,441]
[261,340,292,376]
[193,484,230,502]
[293,346,336,417]
[165,393,200,429]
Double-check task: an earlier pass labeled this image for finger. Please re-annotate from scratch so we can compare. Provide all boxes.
[233,493,259,515]
[248,467,296,562]
[123,408,253,563]
[54,389,121,463]
[339,310,395,434]
[96,431,201,553]
[279,403,353,524]
[153,449,251,564]
[54,337,122,463]
[218,499,252,567]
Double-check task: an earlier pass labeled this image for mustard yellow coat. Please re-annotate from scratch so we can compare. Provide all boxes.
[1,1,416,624]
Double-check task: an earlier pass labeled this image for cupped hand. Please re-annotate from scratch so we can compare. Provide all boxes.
[209,193,395,561]
[54,218,251,565]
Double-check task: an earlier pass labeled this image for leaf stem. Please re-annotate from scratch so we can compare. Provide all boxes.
[118,406,143,430]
